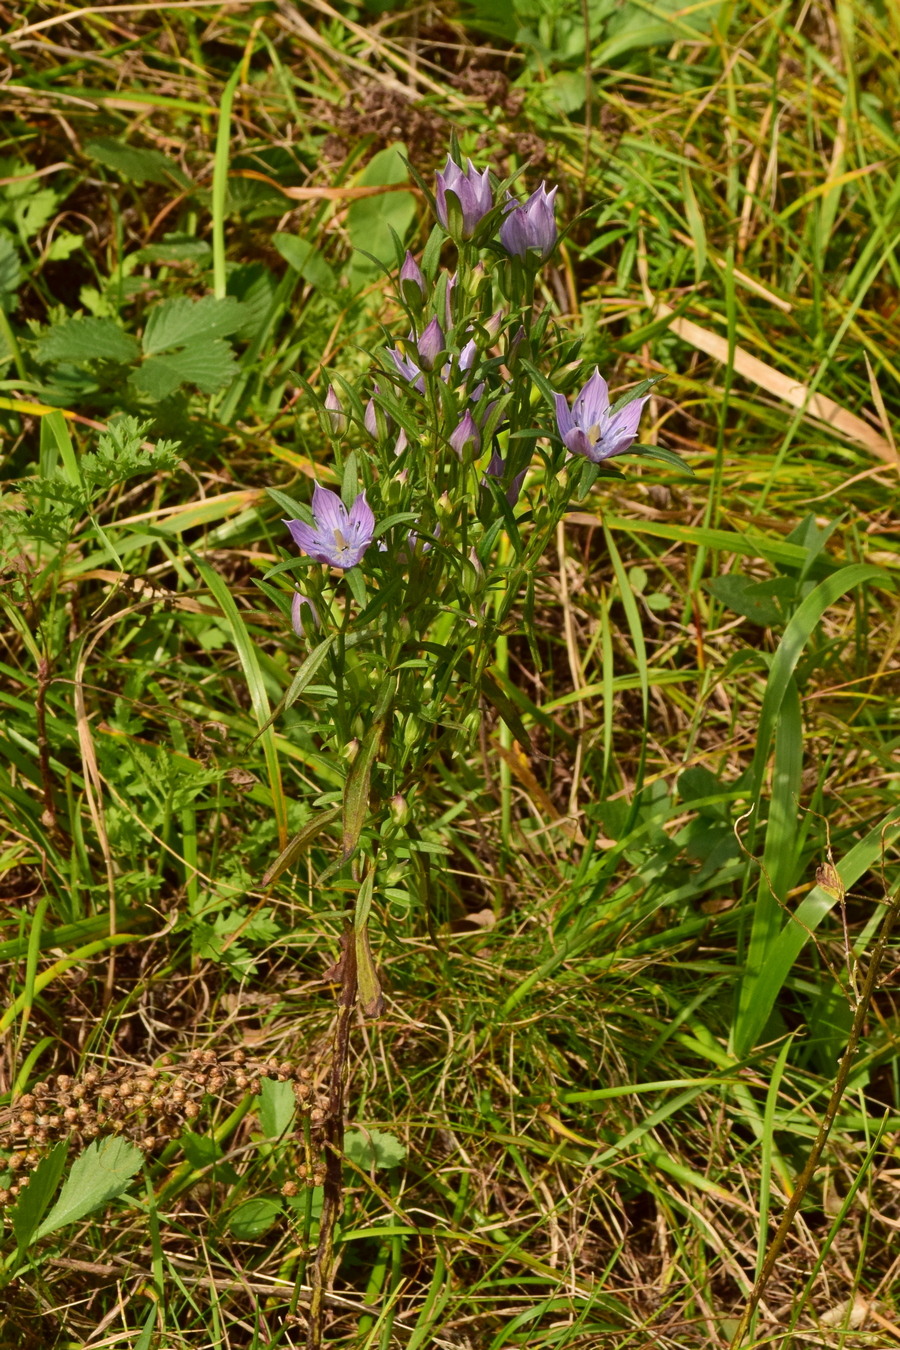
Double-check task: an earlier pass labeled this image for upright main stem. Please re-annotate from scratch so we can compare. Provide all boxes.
[305,930,358,1349]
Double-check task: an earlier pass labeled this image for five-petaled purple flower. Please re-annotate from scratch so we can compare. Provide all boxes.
[500,183,558,261]
[435,156,493,240]
[553,369,648,463]
[284,486,375,569]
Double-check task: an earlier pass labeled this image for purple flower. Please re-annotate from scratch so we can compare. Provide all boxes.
[435,156,493,239]
[484,448,527,505]
[449,409,481,460]
[417,317,445,371]
[387,343,426,394]
[284,486,375,569]
[291,592,319,636]
[553,369,648,462]
[500,183,558,261]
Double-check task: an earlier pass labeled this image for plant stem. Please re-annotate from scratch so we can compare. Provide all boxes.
[305,928,358,1349]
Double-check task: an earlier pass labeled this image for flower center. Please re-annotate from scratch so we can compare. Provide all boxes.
[587,423,602,446]
[332,528,349,553]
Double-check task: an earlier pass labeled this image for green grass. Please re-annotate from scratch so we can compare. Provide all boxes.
[1,1,900,1347]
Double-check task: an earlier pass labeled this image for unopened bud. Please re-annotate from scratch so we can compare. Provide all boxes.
[323,385,347,436]
[390,793,409,824]
[344,737,360,763]
[449,409,481,461]
[417,317,445,372]
[399,251,425,311]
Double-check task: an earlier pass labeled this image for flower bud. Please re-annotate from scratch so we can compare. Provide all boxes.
[449,408,481,461]
[390,793,409,824]
[417,317,445,372]
[464,261,489,298]
[291,592,319,638]
[323,384,347,436]
[344,737,360,763]
[399,250,425,311]
[499,182,558,262]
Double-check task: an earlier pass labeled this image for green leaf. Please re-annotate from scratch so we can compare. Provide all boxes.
[272,234,336,290]
[228,1196,282,1240]
[34,317,140,366]
[11,1139,69,1250]
[342,721,384,859]
[141,295,245,356]
[86,138,190,187]
[130,341,237,399]
[707,574,796,627]
[344,1129,406,1171]
[44,231,83,262]
[257,1078,296,1140]
[0,233,21,299]
[347,144,416,286]
[35,1137,143,1240]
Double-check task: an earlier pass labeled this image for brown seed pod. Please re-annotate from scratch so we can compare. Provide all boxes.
[16,1094,36,1111]
[57,1075,72,1092]
[64,1108,79,1125]
[184,1102,200,1120]
[281,1181,300,1197]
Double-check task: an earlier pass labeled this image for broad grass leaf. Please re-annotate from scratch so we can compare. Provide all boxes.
[273,234,336,290]
[130,342,237,399]
[707,574,795,627]
[35,1137,142,1240]
[258,1078,296,1140]
[86,138,190,187]
[228,1196,282,1239]
[141,295,245,356]
[34,317,140,366]
[347,144,416,286]
[11,1139,69,1250]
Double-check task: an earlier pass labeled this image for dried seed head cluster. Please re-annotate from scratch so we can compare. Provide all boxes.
[0,1048,328,1205]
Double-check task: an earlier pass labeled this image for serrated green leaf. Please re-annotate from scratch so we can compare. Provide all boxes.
[86,138,190,187]
[11,1139,69,1250]
[45,231,83,262]
[344,1129,406,1171]
[257,1078,296,1140]
[130,341,237,399]
[34,317,140,366]
[35,1137,142,1240]
[228,1196,282,1240]
[141,295,245,356]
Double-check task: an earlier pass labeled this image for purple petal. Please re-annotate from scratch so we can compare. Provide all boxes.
[573,369,610,429]
[347,489,375,541]
[284,517,321,554]
[563,428,597,461]
[499,207,530,258]
[311,485,347,535]
[553,391,575,439]
[601,397,648,457]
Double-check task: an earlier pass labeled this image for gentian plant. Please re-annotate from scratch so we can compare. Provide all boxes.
[261,147,684,1341]
[264,145,682,1016]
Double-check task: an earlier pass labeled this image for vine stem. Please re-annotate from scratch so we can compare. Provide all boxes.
[729,873,900,1348]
